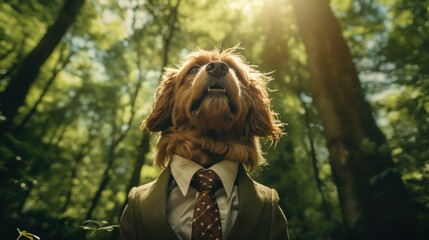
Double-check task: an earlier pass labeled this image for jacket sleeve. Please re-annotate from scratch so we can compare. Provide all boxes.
[269,189,290,240]
[120,187,137,240]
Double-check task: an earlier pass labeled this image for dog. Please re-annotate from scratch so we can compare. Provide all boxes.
[120,47,289,240]
[143,46,283,170]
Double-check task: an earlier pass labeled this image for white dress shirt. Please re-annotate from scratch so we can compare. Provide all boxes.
[167,154,239,240]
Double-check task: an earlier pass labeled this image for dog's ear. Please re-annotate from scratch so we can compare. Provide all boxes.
[141,69,177,132]
[247,75,283,139]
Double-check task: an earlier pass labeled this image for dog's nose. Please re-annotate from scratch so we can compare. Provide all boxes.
[205,61,229,78]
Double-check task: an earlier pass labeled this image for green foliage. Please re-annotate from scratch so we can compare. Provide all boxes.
[16,228,40,240]
[81,220,119,239]
[1,0,428,239]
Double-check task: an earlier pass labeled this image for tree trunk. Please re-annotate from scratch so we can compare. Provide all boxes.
[16,43,73,132]
[0,0,85,131]
[291,0,417,239]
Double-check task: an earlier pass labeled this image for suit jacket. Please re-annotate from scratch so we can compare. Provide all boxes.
[120,166,289,240]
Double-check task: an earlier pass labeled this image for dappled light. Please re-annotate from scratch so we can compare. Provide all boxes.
[0,0,428,239]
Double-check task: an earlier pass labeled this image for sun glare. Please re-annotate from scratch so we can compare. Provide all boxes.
[228,0,264,15]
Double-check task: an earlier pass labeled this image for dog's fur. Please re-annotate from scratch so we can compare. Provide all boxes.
[142,47,283,170]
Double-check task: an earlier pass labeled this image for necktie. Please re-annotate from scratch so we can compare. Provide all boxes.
[190,170,223,240]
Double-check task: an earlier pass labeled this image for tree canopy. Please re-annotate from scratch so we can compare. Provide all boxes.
[0,0,427,239]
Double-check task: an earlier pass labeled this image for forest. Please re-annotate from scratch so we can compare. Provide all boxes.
[0,0,428,239]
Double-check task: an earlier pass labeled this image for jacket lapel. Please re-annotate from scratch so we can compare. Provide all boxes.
[139,167,178,240]
[227,166,266,240]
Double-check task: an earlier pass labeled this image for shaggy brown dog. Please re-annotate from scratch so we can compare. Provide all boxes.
[143,47,283,170]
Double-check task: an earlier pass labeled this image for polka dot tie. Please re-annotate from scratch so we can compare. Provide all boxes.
[190,170,223,240]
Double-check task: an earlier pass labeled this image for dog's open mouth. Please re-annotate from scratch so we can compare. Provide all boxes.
[207,85,226,93]
[191,84,227,111]
[190,84,236,118]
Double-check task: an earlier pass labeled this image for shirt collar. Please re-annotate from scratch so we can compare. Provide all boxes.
[170,154,239,198]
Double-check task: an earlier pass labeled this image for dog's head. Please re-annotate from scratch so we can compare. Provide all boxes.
[143,47,283,169]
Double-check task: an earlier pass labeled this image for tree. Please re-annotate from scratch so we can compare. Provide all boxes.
[85,44,145,220]
[1,0,427,239]
[16,41,74,132]
[0,0,85,131]
[291,0,420,239]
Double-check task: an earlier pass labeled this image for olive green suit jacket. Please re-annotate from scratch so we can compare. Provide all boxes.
[120,166,289,240]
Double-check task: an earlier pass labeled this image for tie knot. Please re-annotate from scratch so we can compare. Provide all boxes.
[191,170,222,192]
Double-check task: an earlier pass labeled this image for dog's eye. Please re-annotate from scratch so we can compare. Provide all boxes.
[188,65,201,74]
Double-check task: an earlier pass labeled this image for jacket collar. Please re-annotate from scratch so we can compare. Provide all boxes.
[227,165,265,240]
[140,165,265,240]
[139,167,178,240]
[170,154,239,198]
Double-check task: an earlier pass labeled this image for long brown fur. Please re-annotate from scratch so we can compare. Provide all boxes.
[142,47,284,171]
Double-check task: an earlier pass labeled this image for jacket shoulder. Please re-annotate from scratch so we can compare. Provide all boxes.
[251,180,289,239]
[252,180,280,203]
[128,180,157,201]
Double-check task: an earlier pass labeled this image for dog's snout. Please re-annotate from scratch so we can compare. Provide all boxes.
[205,61,229,78]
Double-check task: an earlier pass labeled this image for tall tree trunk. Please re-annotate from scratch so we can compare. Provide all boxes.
[0,0,85,131]
[291,0,417,239]
[16,43,73,132]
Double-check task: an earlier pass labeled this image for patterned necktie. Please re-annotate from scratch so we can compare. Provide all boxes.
[190,170,223,240]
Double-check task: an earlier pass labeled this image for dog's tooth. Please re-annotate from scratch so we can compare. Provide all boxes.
[192,110,200,117]
[207,87,226,93]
